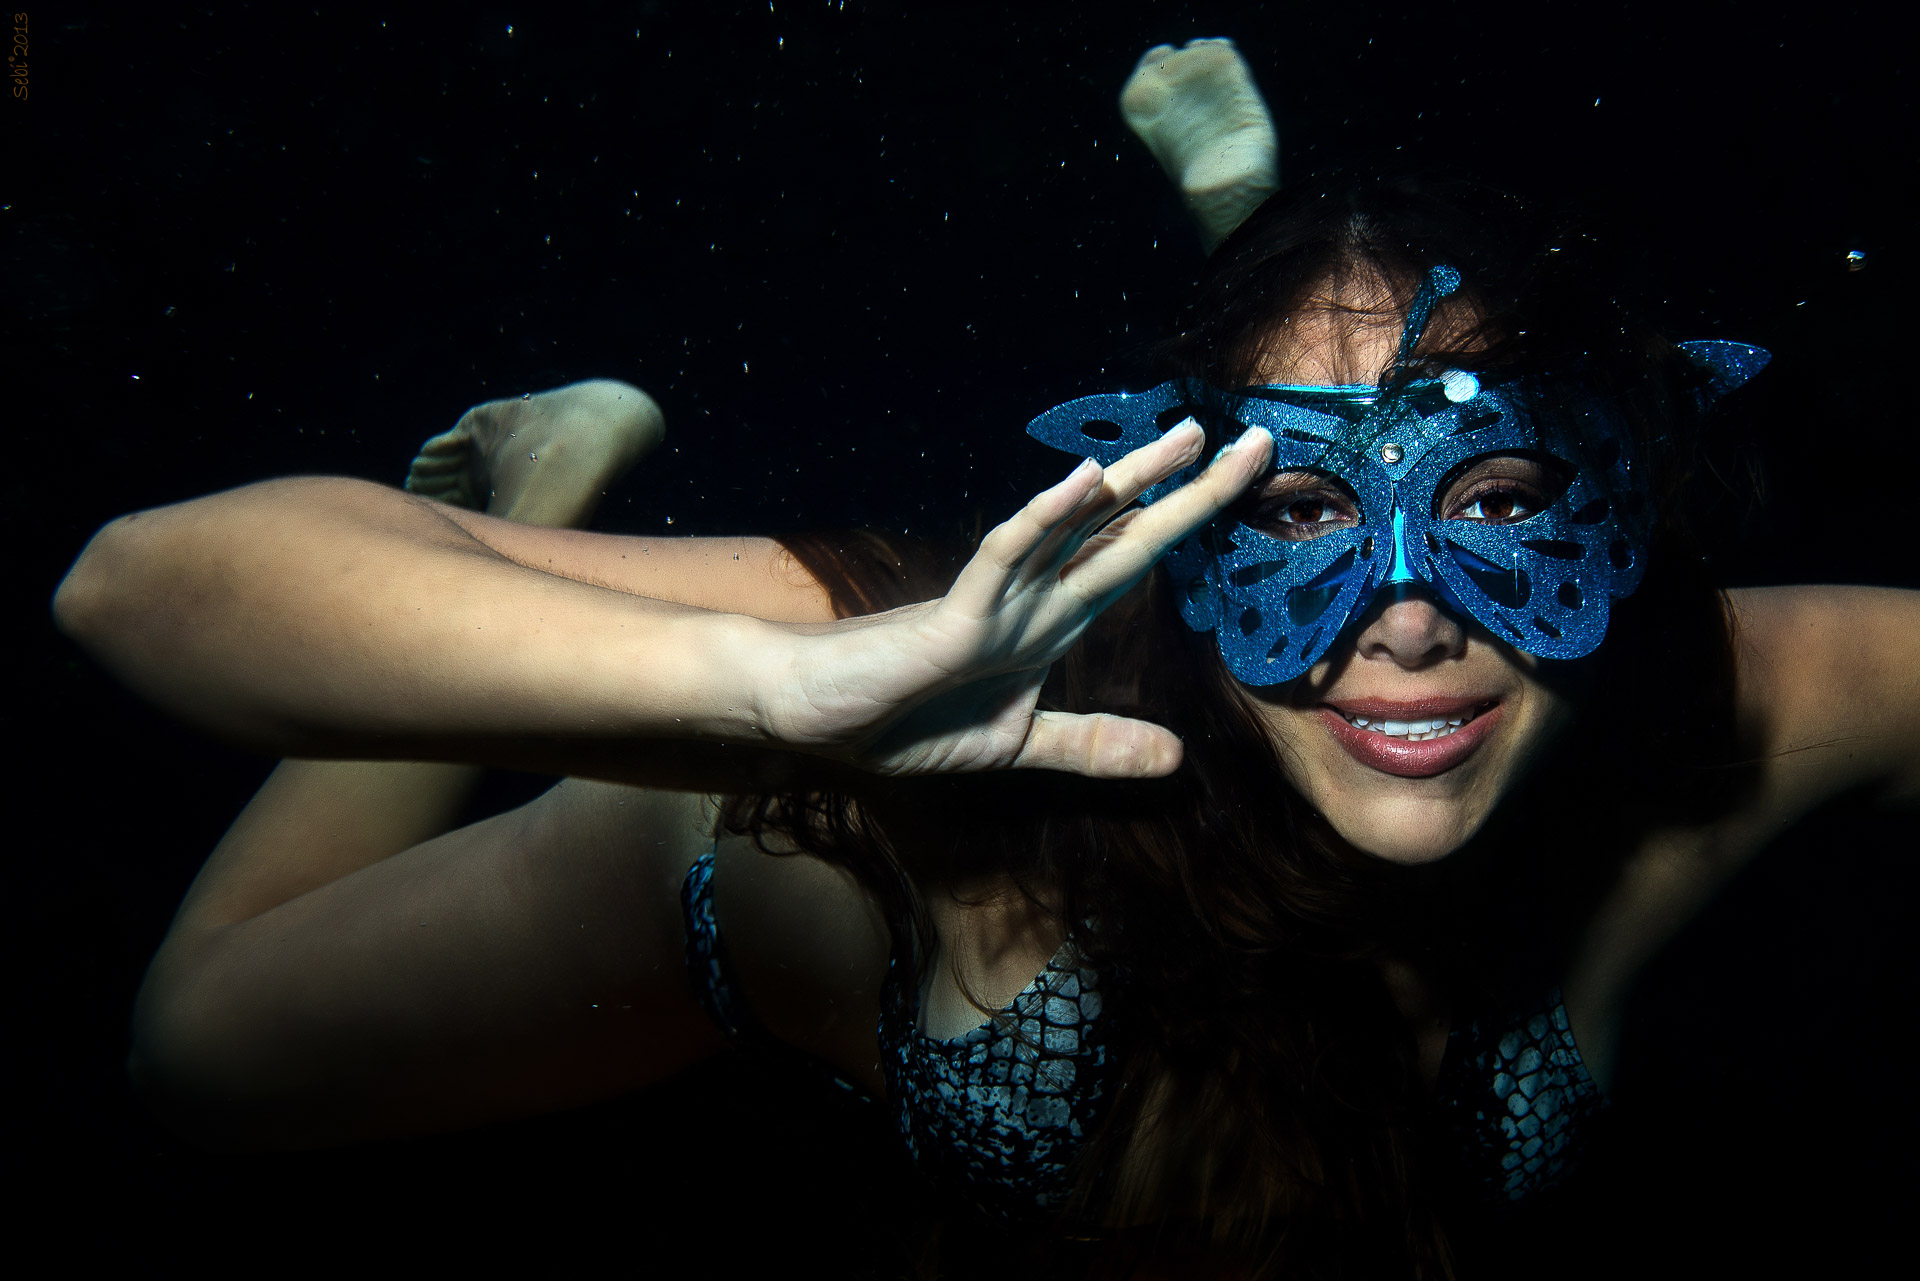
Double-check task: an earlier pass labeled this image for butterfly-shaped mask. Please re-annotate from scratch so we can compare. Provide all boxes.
[1025,269,1768,685]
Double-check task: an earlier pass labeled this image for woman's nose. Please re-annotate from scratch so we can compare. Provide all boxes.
[1351,584,1469,670]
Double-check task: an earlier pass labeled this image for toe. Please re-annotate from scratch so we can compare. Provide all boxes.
[416,423,471,455]
[406,452,468,476]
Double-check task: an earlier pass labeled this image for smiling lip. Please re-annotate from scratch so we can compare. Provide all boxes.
[1317,698,1503,779]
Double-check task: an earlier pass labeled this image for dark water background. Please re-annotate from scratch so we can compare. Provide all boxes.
[9,2,1913,1271]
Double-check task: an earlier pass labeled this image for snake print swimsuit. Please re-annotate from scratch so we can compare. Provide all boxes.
[680,848,1606,1219]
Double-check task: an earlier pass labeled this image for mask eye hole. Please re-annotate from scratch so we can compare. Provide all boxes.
[1434,451,1571,525]
[1243,470,1361,542]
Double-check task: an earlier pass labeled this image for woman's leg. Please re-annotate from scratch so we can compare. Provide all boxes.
[1120,38,1280,254]
[170,382,665,934]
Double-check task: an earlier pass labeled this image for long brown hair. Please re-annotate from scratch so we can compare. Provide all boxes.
[724,174,1750,1277]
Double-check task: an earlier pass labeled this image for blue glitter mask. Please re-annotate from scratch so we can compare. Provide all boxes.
[1026,266,1769,686]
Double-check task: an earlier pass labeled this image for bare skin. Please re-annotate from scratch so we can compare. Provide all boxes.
[1121,38,1280,253]
[170,380,672,974]
[403,378,664,527]
[119,381,715,1146]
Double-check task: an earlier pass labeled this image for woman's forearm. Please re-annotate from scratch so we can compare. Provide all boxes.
[53,476,786,778]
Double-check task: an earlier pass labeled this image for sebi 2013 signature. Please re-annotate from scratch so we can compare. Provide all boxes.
[10,12,27,101]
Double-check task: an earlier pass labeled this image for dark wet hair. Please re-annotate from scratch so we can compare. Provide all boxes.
[1164,173,1727,546]
[728,173,1752,1279]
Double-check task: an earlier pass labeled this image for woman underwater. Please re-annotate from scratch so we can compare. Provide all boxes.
[52,40,1920,1280]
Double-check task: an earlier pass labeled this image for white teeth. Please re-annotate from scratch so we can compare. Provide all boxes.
[1341,709,1481,740]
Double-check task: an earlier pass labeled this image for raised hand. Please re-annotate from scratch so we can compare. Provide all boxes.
[759,421,1275,778]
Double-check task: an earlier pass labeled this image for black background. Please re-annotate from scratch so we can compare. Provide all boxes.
[8,2,1913,1273]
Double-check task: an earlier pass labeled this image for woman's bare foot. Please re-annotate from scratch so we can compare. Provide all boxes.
[403,379,665,529]
[1120,38,1279,254]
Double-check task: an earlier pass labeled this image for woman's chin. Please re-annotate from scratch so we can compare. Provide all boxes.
[1318,794,1492,866]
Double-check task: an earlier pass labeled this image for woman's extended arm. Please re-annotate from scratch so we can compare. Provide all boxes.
[53,476,823,789]
[55,421,1273,785]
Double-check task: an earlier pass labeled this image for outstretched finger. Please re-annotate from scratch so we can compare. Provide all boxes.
[1061,425,1274,605]
[1011,709,1185,778]
[1028,417,1207,580]
[949,417,1213,618]
[949,457,1111,615]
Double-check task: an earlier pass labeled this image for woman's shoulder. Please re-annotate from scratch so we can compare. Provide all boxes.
[1725,585,1920,806]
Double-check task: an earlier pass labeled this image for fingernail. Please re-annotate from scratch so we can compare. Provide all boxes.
[1070,457,1099,479]
[1219,426,1269,457]
[1161,417,1203,457]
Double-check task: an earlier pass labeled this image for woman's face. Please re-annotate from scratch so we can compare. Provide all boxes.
[1241,286,1579,865]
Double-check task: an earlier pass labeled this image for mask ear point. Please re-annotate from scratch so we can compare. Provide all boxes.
[1676,340,1771,401]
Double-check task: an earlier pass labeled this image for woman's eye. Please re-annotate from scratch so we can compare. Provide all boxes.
[1436,454,1569,525]
[1282,499,1341,525]
[1250,481,1359,540]
[1453,488,1540,523]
